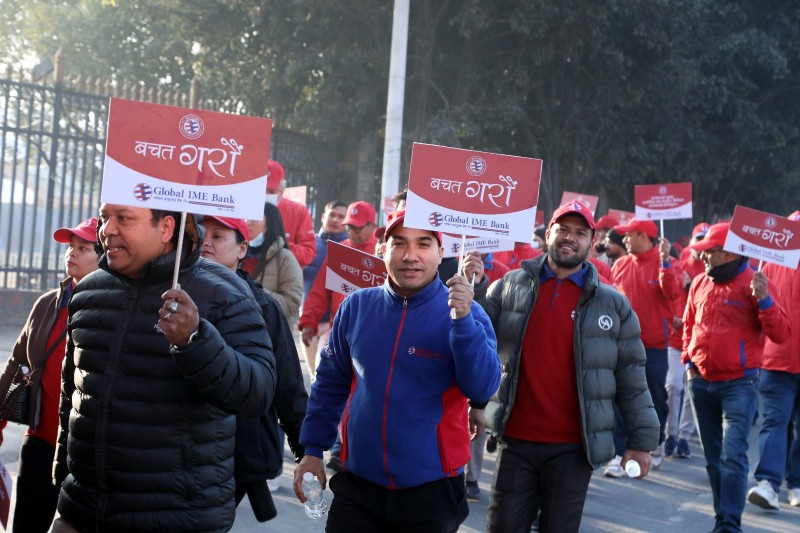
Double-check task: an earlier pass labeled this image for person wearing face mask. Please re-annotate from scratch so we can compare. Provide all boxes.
[200,215,308,522]
[0,217,100,533]
[265,159,317,268]
[683,222,789,532]
[241,202,304,325]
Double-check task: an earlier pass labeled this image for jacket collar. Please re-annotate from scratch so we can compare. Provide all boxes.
[523,254,599,301]
[384,272,444,305]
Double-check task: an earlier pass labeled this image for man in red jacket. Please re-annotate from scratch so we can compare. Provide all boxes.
[267,159,316,268]
[606,218,682,474]
[747,210,800,511]
[683,222,790,532]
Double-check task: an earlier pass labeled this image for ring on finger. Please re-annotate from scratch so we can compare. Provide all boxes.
[168,300,179,313]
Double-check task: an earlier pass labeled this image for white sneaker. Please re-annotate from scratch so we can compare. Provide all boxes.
[788,488,800,507]
[747,480,779,510]
[603,455,625,478]
[651,443,665,469]
[267,476,281,493]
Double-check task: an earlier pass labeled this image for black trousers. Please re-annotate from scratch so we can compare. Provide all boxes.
[325,472,469,533]
[14,435,60,533]
[487,438,592,533]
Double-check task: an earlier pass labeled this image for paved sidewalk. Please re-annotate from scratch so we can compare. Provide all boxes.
[2,326,799,531]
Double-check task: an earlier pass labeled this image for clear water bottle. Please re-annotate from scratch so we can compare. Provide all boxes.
[301,472,328,519]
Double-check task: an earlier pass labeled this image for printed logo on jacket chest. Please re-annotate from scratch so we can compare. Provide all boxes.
[407,346,446,361]
[598,315,613,331]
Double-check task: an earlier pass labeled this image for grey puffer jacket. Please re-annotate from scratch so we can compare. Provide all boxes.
[482,255,659,468]
[55,229,276,532]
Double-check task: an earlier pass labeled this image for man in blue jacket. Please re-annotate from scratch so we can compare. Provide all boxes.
[293,209,501,532]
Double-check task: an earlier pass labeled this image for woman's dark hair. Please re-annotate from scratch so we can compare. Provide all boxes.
[254,202,290,278]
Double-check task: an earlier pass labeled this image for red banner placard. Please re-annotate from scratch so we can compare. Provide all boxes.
[725,205,800,268]
[325,241,388,295]
[405,143,542,241]
[608,208,635,225]
[102,98,272,219]
[560,191,599,216]
[634,182,692,220]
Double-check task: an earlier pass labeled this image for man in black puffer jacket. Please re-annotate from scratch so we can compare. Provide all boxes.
[53,205,277,533]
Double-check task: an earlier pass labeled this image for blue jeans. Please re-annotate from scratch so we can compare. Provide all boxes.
[754,369,800,491]
[689,374,758,533]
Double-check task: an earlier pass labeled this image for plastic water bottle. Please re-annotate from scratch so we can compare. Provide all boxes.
[301,472,328,519]
[625,460,641,478]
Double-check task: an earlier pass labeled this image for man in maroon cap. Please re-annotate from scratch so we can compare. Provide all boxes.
[682,222,789,531]
[294,209,499,532]
[607,217,682,473]
[266,159,316,268]
[481,201,658,532]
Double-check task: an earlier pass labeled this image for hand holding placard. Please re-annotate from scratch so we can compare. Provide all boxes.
[446,276,474,319]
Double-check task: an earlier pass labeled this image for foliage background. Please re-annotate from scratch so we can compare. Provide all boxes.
[2,0,798,222]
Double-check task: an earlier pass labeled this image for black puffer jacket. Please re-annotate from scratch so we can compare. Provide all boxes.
[483,255,659,468]
[55,239,276,532]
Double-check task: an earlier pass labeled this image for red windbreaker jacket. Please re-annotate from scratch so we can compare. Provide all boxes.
[761,262,800,373]
[277,197,317,268]
[682,264,790,381]
[611,246,683,349]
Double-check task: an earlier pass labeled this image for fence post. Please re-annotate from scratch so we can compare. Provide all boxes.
[39,49,65,288]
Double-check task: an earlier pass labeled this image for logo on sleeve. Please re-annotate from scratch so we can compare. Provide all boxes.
[598,315,613,330]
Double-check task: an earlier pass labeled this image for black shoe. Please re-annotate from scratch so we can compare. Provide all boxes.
[486,435,498,453]
[465,480,480,501]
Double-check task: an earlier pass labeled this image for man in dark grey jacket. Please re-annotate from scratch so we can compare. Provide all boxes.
[481,201,659,533]
[54,205,277,533]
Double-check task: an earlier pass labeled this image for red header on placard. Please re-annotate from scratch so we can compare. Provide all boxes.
[608,209,635,225]
[725,205,800,268]
[408,143,540,216]
[106,98,271,187]
[634,182,692,220]
[325,241,388,295]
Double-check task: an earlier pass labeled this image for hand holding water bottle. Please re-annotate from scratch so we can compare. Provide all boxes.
[293,455,328,513]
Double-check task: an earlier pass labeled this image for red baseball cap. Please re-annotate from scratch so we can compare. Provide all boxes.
[53,217,98,244]
[343,201,376,227]
[690,222,729,252]
[373,225,386,240]
[549,200,596,230]
[266,159,285,190]
[692,222,710,239]
[202,216,250,241]
[614,218,658,239]
[384,209,442,246]
[595,215,620,230]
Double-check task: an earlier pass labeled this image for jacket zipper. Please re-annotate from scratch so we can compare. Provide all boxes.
[382,297,408,488]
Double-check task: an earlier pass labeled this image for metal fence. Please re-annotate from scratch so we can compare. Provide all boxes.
[0,74,341,292]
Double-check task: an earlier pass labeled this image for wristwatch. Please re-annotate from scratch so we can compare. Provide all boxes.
[171,329,200,350]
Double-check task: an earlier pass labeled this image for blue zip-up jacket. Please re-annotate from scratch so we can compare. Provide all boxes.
[300,276,500,489]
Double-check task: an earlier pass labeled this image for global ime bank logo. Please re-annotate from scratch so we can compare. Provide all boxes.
[133,183,153,201]
[466,156,486,177]
[429,212,444,227]
[179,114,205,140]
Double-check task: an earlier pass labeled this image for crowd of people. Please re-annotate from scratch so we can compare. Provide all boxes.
[0,157,797,533]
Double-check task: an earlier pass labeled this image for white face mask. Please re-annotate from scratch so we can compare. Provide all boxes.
[265,194,280,206]
[249,233,265,247]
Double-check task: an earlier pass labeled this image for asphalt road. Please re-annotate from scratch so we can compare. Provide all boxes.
[1,326,798,532]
